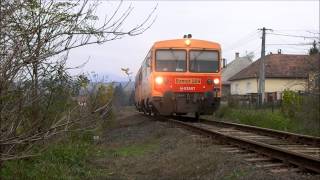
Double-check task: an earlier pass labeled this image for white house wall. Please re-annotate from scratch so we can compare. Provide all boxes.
[230,78,257,95]
[230,78,306,95]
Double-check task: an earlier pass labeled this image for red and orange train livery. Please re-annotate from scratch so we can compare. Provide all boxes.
[134,36,222,118]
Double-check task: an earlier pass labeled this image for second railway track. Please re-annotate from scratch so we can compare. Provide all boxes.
[148,114,320,174]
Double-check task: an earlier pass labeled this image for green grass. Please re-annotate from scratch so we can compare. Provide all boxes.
[0,132,109,180]
[0,131,160,179]
[214,105,320,137]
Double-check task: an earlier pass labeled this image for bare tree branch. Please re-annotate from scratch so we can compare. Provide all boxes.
[0,0,156,162]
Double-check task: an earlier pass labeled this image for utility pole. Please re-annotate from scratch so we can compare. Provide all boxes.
[258,27,272,105]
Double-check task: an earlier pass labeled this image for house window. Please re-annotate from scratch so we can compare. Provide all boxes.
[235,84,239,94]
[246,82,251,93]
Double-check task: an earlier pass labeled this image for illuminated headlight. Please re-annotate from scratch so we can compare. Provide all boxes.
[213,78,220,85]
[155,76,164,85]
[185,39,191,46]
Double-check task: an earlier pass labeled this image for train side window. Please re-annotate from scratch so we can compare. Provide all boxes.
[135,77,137,87]
[146,50,152,69]
[142,59,147,77]
[139,71,142,84]
[146,58,151,67]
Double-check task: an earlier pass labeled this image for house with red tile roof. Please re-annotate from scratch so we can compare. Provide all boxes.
[228,53,319,101]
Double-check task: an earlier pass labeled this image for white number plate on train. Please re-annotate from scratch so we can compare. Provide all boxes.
[180,87,195,91]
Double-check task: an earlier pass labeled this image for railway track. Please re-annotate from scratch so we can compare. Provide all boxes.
[149,115,320,174]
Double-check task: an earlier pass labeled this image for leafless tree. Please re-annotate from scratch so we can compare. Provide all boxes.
[0,0,156,164]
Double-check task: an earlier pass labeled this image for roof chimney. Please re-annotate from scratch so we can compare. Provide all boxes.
[277,49,282,54]
[235,52,240,59]
[223,58,227,68]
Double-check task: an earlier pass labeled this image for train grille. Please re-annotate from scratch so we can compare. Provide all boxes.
[175,93,203,98]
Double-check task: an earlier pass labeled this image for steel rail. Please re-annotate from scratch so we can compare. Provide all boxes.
[167,118,320,173]
[200,119,320,146]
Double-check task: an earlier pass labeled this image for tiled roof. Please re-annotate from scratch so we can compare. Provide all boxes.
[222,56,252,84]
[229,54,319,81]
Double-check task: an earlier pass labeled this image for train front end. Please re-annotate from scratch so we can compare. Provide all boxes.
[150,39,221,117]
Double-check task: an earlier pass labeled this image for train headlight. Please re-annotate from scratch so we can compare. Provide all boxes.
[213,78,220,85]
[155,76,164,85]
[185,39,191,46]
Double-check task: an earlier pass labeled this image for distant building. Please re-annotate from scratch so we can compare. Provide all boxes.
[221,52,252,98]
[228,53,319,102]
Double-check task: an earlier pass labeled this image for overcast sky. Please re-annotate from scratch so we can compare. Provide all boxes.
[67,0,319,81]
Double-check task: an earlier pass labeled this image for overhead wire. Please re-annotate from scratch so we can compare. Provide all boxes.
[272,29,319,32]
[266,43,313,46]
[223,30,260,52]
[267,32,318,39]
[265,29,317,54]
[306,31,320,35]
[223,29,318,61]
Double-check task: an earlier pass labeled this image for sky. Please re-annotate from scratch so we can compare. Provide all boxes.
[67,0,319,81]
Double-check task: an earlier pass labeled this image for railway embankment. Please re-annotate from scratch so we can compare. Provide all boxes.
[2,107,319,179]
[90,107,319,179]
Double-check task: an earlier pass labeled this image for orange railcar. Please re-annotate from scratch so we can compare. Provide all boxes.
[134,38,221,118]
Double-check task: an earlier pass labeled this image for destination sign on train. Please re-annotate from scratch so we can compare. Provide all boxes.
[175,78,201,84]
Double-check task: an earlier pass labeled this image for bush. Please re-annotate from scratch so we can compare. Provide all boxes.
[88,83,114,111]
[0,132,107,179]
[280,90,319,136]
[281,90,302,118]
[291,94,320,136]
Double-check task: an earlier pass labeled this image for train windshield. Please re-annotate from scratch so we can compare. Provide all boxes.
[155,50,186,72]
[189,50,219,73]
